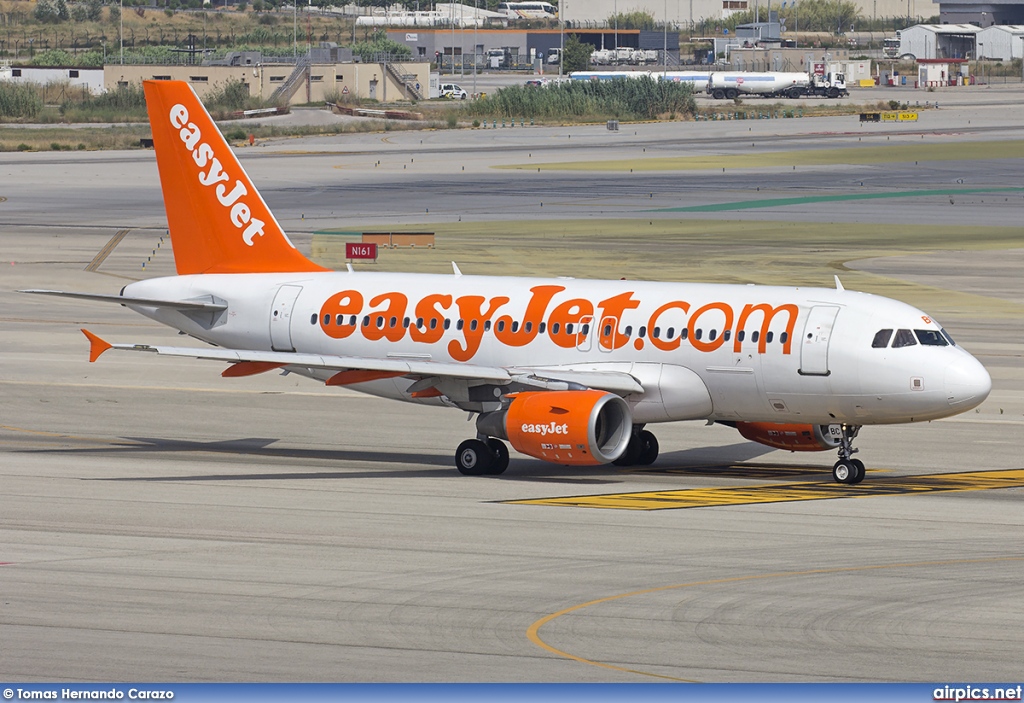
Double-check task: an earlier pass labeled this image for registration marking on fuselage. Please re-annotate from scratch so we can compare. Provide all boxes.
[505,469,1024,510]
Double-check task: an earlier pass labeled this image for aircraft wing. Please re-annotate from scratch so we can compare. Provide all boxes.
[80,330,644,395]
[20,290,227,312]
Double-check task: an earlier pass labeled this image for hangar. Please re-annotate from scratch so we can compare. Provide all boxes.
[976,24,1024,58]
[896,24,980,59]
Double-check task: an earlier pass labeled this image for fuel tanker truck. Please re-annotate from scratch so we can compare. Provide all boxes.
[707,65,848,99]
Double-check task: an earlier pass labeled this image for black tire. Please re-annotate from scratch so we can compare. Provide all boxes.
[486,438,509,475]
[849,459,866,484]
[725,88,739,100]
[827,87,840,99]
[832,459,856,484]
[635,430,659,466]
[788,88,802,99]
[613,434,642,467]
[456,439,493,476]
[712,89,725,100]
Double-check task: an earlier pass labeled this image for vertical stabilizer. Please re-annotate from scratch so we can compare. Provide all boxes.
[143,80,327,275]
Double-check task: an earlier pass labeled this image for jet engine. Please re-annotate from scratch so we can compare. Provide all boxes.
[735,422,841,452]
[477,390,632,465]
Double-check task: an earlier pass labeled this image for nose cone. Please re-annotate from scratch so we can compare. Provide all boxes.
[945,354,992,410]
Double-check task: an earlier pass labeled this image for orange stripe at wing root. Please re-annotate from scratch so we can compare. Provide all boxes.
[221,362,287,378]
[81,329,112,363]
[326,370,406,386]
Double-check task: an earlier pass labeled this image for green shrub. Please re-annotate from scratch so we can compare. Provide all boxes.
[466,77,696,122]
[17,143,31,151]
[0,84,44,119]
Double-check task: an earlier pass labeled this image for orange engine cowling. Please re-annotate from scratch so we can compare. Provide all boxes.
[480,390,633,466]
[735,422,841,452]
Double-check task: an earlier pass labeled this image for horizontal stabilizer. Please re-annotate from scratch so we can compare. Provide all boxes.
[81,329,113,363]
[20,290,227,312]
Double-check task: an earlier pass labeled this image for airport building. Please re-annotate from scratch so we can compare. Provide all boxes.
[103,49,431,104]
[896,23,981,58]
[0,65,105,95]
[976,24,1024,58]
[386,27,680,68]
[562,0,935,28]
[937,0,1024,25]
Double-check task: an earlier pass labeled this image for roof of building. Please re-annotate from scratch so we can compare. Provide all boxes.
[978,24,1024,34]
[907,23,983,33]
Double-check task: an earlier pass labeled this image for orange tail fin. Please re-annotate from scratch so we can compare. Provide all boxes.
[143,80,327,275]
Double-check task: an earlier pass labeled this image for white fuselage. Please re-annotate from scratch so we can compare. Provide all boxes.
[123,271,991,426]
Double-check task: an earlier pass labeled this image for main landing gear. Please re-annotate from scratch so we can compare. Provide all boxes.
[455,437,509,476]
[612,426,659,467]
[832,424,865,485]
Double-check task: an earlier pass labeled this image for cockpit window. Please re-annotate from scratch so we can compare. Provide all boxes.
[871,329,893,348]
[892,329,917,348]
[941,328,957,346]
[915,329,948,346]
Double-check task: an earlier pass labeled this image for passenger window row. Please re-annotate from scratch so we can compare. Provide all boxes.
[311,313,789,345]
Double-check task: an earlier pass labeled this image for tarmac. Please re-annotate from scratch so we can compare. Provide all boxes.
[1,83,1022,682]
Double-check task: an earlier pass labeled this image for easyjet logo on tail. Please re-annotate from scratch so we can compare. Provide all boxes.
[169,104,266,247]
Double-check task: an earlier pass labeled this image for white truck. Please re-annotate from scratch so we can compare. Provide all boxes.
[706,65,848,99]
[706,72,810,99]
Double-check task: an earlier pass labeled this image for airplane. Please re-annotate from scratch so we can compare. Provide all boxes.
[22,80,992,484]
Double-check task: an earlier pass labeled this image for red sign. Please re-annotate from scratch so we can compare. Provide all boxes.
[814,62,826,76]
[346,242,378,260]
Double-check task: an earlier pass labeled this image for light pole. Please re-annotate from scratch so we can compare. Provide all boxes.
[473,0,477,96]
[119,0,123,64]
[663,0,668,77]
[558,0,564,80]
[293,0,297,58]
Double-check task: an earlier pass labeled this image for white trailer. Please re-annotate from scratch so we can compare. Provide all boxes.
[570,70,653,81]
[658,71,712,93]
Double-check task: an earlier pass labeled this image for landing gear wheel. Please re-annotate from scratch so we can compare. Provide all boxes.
[613,434,642,467]
[832,459,856,484]
[832,424,864,485]
[635,430,659,466]
[849,458,865,484]
[486,438,509,475]
[456,439,493,476]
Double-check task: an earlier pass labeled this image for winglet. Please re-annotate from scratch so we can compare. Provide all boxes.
[81,329,113,363]
[834,275,845,292]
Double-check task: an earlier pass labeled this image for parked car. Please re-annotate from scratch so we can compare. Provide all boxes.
[439,83,468,100]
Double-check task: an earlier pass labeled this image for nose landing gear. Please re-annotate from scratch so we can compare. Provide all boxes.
[832,424,865,484]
